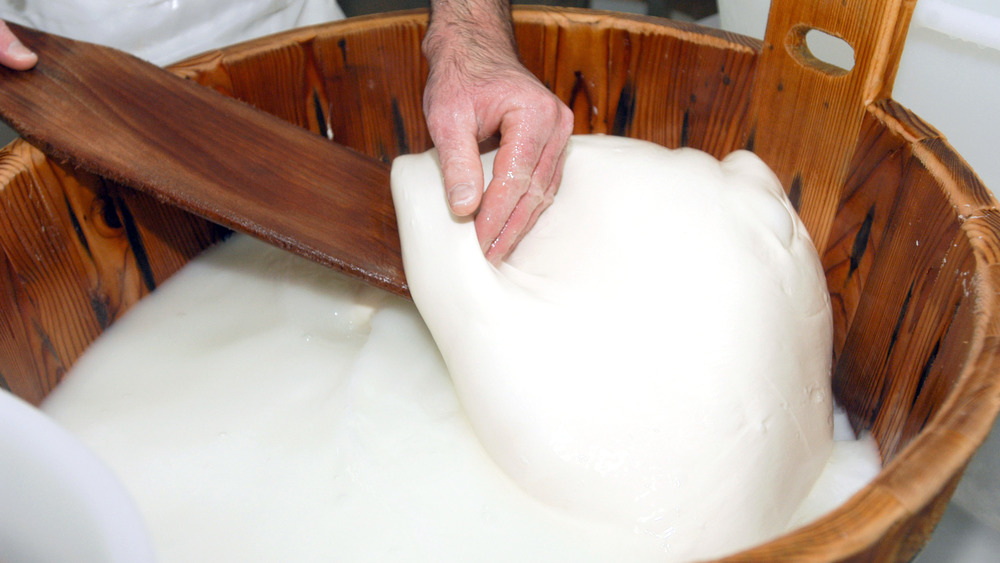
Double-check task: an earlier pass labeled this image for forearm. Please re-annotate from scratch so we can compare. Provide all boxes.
[424,0,519,72]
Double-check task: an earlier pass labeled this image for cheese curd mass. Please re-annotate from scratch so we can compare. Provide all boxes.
[392,135,837,559]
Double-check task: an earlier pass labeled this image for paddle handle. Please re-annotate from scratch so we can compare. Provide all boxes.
[0,23,405,297]
[744,0,917,253]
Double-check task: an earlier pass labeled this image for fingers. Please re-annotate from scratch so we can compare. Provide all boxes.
[482,183,544,263]
[420,17,572,263]
[432,119,486,217]
[477,100,573,262]
[0,21,38,70]
[476,128,537,252]
[422,64,488,218]
[519,145,568,235]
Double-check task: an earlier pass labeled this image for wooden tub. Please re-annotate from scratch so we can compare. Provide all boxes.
[2,3,999,561]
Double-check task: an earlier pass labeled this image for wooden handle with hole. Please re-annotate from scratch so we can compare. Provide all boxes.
[744,0,917,252]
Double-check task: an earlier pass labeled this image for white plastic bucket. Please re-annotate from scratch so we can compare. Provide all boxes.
[0,390,156,563]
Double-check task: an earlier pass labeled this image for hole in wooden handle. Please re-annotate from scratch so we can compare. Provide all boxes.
[786,24,856,76]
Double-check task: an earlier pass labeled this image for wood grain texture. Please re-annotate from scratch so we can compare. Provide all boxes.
[0,140,228,402]
[1,7,999,562]
[171,13,435,164]
[0,249,47,402]
[0,23,403,297]
[511,9,759,157]
[742,0,917,254]
[171,9,760,163]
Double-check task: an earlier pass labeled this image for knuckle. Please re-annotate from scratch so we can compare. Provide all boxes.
[524,181,546,206]
[542,185,557,206]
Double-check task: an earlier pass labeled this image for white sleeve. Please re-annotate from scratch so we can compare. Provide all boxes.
[0,0,345,66]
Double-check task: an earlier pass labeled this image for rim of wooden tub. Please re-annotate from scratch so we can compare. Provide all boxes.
[166,7,1000,560]
[0,4,995,562]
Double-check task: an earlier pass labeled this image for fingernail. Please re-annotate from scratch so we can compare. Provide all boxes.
[7,39,35,61]
[448,183,476,208]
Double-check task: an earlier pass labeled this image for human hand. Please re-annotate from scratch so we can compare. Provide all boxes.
[423,1,573,264]
[0,20,37,70]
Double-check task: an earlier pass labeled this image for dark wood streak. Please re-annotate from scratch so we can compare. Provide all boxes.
[338,38,348,66]
[100,193,123,229]
[63,192,93,259]
[849,205,874,276]
[743,126,755,151]
[788,173,802,211]
[610,80,635,136]
[569,70,594,131]
[312,90,329,140]
[88,291,111,329]
[886,281,916,372]
[31,317,63,391]
[111,192,157,292]
[680,109,690,147]
[391,98,410,155]
[912,339,941,410]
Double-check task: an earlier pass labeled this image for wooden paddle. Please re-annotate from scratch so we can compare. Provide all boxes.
[0,23,407,297]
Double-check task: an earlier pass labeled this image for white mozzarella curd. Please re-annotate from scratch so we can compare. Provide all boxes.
[393,135,875,560]
[41,135,880,562]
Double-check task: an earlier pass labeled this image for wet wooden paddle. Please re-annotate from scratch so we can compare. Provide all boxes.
[0,23,407,296]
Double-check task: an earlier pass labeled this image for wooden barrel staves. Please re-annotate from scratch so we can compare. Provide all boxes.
[2,3,999,561]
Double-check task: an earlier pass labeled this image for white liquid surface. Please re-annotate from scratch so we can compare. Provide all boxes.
[43,235,665,561]
[42,234,879,562]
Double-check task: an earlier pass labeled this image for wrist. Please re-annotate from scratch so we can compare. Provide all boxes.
[424,0,519,69]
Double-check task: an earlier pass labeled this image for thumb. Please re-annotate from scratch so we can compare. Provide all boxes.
[434,129,485,217]
[0,22,37,70]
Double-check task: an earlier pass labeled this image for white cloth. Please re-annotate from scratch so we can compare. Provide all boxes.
[1,0,344,65]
